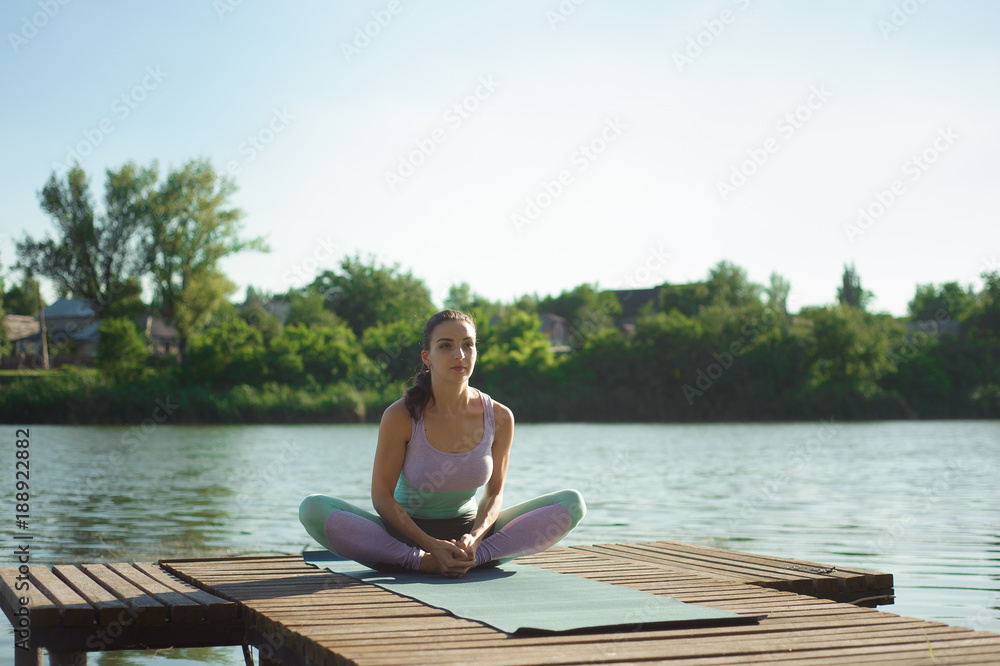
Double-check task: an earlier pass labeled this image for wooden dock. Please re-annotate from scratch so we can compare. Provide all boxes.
[0,561,243,665]
[4,540,1000,665]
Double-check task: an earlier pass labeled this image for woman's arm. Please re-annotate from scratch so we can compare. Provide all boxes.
[461,401,514,552]
[371,400,471,571]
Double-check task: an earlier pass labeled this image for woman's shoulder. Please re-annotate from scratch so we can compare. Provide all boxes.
[380,398,414,432]
[484,394,514,429]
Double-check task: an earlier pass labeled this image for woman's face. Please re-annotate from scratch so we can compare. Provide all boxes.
[422,319,477,383]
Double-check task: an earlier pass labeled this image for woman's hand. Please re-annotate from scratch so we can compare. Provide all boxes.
[421,539,475,577]
[455,532,482,561]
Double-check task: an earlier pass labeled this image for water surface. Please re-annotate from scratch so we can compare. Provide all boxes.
[1,420,997,664]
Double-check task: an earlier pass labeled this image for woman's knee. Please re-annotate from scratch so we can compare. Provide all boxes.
[553,489,586,528]
[298,494,331,526]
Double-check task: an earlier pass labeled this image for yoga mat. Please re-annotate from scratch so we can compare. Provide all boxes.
[303,551,764,635]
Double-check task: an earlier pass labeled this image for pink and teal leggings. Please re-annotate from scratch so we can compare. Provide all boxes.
[299,489,586,571]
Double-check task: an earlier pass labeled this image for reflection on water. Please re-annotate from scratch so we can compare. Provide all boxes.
[0,421,997,665]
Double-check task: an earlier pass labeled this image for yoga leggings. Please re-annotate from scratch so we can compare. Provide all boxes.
[299,489,586,570]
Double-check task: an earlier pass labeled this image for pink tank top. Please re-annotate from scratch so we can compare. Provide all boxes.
[393,391,495,519]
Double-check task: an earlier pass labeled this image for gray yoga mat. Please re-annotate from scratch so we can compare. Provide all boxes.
[303,550,764,635]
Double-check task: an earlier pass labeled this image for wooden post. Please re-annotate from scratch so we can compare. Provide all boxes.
[47,651,84,666]
[258,652,281,666]
[14,647,42,666]
[37,283,49,370]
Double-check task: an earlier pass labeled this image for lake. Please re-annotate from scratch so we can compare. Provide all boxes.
[1,420,997,664]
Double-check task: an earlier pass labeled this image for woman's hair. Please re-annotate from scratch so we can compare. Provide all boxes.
[404,309,477,420]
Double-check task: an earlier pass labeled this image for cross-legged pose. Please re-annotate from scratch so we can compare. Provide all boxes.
[300,309,586,577]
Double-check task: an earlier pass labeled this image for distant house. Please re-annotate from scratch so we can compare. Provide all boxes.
[1,298,181,365]
[42,298,101,358]
[2,315,42,356]
[262,298,292,324]
[539,312,572,352]
[613,287,659,325]
[906,320,961,338]
[137,315,181,358]
[611,287,660,339]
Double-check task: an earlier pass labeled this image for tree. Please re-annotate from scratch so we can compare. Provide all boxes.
[16,163,157,317]
[183,316,267,387]
[765,272,791,316]
[148,159,268,350]
[965,271,1000,339]
[444,282,488,312]
[0,255,10,357]
[706,261,762,309]
[240,288,282,344]
[801,305,902,391]
[837,263,872,310]
[539,284,621,347]
[907,282,976,322]
[360,318,424,387]
[285,288,342,329]
[104,276,147,320]
[272,323,367,385]
[95,318,148,383]
[311,255,435,337]
[3,274,41,316]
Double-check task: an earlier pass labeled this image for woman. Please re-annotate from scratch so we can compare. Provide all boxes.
[299,309,585,577]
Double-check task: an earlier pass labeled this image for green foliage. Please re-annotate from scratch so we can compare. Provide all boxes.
[0,257,9,357]
[3,274,41,316]
[312,255,435,338]
[184,317,267,388]
[476,309,559,407]
[360,319,424,388]
[965,271,1000,339]
[800,305,903,393]
[239,299,282,344]
[907,281,975,322]
[17,163,157,317]
[104,277,147,319]
[9,240,1000,423]
[149,159,268,348]
[272,323,366,385]
[286,288,342,328]
[540,284,621,348]
[765,272,791,315]
[706,260,763,309]
[837,262,873,310]
[95,317,148,383]
[656,282,710,318]
[444,282,489,312]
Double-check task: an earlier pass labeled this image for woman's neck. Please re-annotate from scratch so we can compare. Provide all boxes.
[429,381,474,414]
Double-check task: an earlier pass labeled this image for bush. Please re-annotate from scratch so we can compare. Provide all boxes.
[96,318,148,383]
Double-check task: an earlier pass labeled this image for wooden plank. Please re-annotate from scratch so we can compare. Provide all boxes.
[79,564,168,625]
[606,540,893,591]
[106,563,205,623]
[577,542,849,594]
[52,564,131,625]
[28,566,94,626]
[644,540,893,590]
[583,542,833,587]
[0,567,60,628]
[158,543,999,666]
[135,562,239,622]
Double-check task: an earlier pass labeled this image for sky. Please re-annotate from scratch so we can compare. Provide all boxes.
[2,0,998,317]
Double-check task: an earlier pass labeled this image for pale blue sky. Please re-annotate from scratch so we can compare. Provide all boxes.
[2,0,998,316]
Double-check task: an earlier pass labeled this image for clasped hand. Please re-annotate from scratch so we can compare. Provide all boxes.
[427,534,480,577]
